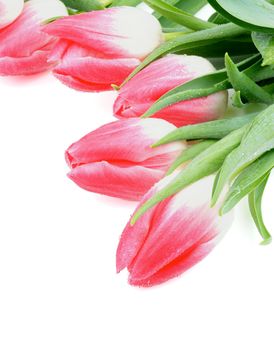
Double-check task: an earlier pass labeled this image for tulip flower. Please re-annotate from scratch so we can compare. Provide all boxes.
[116,175,232,287]
[43,6,163,91]
[0,0,24,29]
[47,39,140,92]
[0,0,68,76]
[65,118,185,201]
[114,54,228,127]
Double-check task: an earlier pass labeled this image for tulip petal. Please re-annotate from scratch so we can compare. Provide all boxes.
[53,54,140,92]
[116,187,160,271]
[128,240,214,287]
[0,48,54,75]
[0,0,24,29]
[65,118,183,166]
[129,204,218,281]
[116,173,178,272]
[53,72,112,92]
[0,5,52,57]
[67,161,164,201]
[44,7,162,59]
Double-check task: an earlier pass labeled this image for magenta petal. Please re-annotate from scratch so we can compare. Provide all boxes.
[67,161,164,201]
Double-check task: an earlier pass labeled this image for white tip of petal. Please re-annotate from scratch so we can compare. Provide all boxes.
[169,54,216,76]
[168,175,233,239]
[140,118,185,152]
[27,0,68,23]
[0,0,24,29]
[140,118,176,139]
[170,175,215,211]
[114,7,163,59]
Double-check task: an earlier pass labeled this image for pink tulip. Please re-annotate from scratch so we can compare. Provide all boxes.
[114,54,228,127]
[0,0,68,76]
[0,0,24,29]
[65,118,185,201]
[47,39,140,92]
[116,175,232,287]
[43,6,163,91]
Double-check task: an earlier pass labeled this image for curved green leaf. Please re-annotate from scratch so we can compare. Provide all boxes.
[211,104,274,206]
[249,174,272,245]
[207,0,274,33]
[110,0,141,6]
[153,113,257,146]
[221,150,274,214]
[252,32,274,66]
[208,12,229,24]
[232,91,246,108]
[144,0,215,31]
[60,0,104,11]
[167,140,217,174]
[225,53,273,104]
[156,0,207,28]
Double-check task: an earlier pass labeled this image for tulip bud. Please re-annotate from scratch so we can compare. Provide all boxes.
[65,118,185,201]
[114,54,228,127]
[0,0,68,75]
[117,174,232,287]
[43,6,163,91]
[45,6,163,59]
[0,0,24,29]
[48,39,140,92]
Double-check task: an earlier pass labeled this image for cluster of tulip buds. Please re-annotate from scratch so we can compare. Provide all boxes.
[2,0,273,287]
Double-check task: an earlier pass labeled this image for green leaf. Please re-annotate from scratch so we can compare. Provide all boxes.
[152,113,257,146]
[110,0,141,7]
[176,37,257,59]
[252,32,274,66]
[121,23,247,87]
[167,140,217,174]
[207,0,274,33]
[232,91,246,108]
[131,126,247,225]
[208,12,229,24]
[156,0,207,28]
[221,150,274,214]
[249,174,272,245]
[60,0,104,11]
[144,0,215,31]
[212,104,274,206]
[225,53,273,105]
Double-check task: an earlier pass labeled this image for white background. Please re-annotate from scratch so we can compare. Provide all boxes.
[1,5,274,350]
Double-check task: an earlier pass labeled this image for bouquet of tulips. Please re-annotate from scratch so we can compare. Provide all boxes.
[2,0,274,287]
